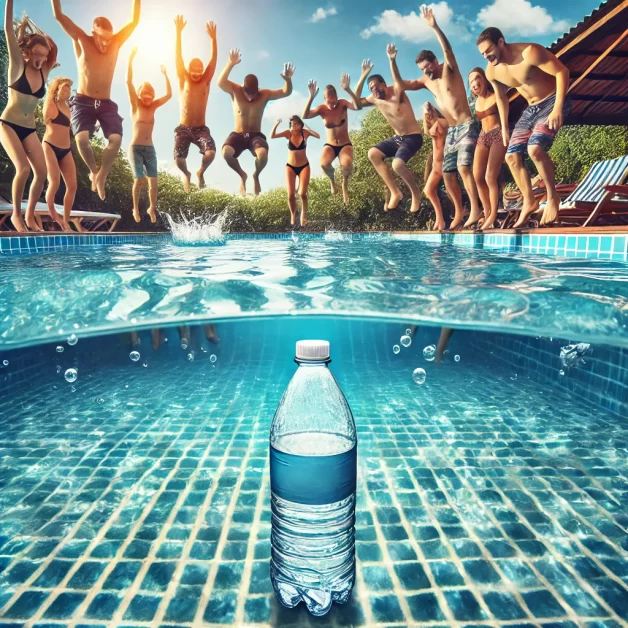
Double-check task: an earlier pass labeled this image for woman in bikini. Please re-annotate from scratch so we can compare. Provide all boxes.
[302,77,358,205]
[0,1,57,232]
[271,116,320,228]
[422,103,449,231]
[42,77,76,232]
[469,67,507,230]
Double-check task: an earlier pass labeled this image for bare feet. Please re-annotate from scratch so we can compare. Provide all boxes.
[434,220,446,231]
[482,217,496,230]
[410,191,421,213]
[239,174,248,197]
[197,169,206,189]
[25,215,40,231]
[181,170,192,193]
[449,217,464,230]
[95,170,107,201]
[384,188,403,211]
[253,174,261,196]
[62,221,73,232]
[512,199,540,228]
[540,197,559,226]
[330,178,338,195]
[147,207,157,224]
[205,325,220,344]
[10,213,27,232]
[89,172,97,193]
[133,207,141,223]
[463,211,483,229]
[300,217,308,228]
[290,210,297,226]
[341,180,349,205]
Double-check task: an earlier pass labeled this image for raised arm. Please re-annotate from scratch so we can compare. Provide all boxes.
[126,46,138,109]
[4,0,21,70]
[154,65,173,108]
[351,59,375,109]
[115,0,141,46]
[202,21,218,83]
[488,71,510,147]
[270,119,289,139]
[51,0,87,42]
[304,125,320,140]
[217,49,241,94]
[174,15,186,85]
[265,63,295,100]
[421,5,457,70]
[525,44,570,131]
[387,43,405,94]
[339,74,360,111]
[302,80,321,119]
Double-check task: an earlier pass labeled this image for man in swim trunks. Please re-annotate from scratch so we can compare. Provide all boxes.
[350,45,423,214]
[218,49,295,196]
[477,27,570,227]
[174,15,218,192]
[302,76,359,204]
[127,47,172,223]
[52,0,140,201]
[404,5,481,230]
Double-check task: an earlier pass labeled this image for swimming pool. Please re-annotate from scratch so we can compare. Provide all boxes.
[0,232,626,626]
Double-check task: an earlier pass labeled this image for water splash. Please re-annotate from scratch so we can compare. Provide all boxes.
[324,230,352,242]
[166,211,229,246]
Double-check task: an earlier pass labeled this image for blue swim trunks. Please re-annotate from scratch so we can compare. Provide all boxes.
[129,144,158,179]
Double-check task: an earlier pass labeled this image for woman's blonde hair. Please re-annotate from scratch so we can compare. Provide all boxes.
[44,77,73,112]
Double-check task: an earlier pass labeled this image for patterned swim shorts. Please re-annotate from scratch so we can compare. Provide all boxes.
[174,125,216,159]
[443,119,480,174]
[477,126,503,149]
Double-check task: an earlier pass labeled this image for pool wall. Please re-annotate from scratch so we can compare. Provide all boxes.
[2,232,627,260]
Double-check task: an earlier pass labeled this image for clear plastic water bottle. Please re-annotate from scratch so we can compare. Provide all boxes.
[270,339,357,616]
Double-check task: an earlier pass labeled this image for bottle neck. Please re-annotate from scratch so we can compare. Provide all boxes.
[294,357,331,366]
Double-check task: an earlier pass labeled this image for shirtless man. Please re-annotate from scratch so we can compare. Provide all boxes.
[127,47,172,223]
[51,0,140,201]
[477,27,570,227]
[174,15,217,192]
[350,47,423,213]
[218,49,295,197]
[405,5,481,230]
[302,76,359,204]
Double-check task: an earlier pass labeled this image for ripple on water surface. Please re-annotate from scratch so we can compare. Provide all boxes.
[0,238,627,348]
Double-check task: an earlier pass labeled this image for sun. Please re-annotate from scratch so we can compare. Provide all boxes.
[129,12,175,67]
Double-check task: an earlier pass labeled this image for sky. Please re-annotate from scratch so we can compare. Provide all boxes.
[9,0,601,195]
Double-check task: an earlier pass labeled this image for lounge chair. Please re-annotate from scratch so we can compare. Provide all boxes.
[553,155,628,227]
[0,198,121,232]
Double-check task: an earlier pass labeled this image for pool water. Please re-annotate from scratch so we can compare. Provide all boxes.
[0,236,627,626]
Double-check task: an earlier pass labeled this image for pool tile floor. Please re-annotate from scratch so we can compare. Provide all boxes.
[0,359,627,626]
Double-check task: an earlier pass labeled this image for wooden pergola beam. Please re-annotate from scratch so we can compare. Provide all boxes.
[568,28,628,91]
[570,94,628,102]
[570,72,625,80]
[567,114,628,125]
[554,0,628,58]
[578,50,628,57]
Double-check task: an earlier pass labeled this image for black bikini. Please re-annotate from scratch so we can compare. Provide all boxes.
[287,131,309,176]
[0,67,46,142]
[324,142,352,159]
[44,104,73,163]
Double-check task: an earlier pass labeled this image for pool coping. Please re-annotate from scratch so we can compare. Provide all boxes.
[0,229,627,260]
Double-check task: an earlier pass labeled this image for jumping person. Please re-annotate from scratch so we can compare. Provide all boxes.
[350,46,423,214]
[218,49,295,197]
[173,15,217,192]
[469,67,506,230]
[422,103,448,231]
[51,0,140,201]
[1,1,58,232]
[271,116,320,228]
[405,5,481,230]
[43,77,76,231]
[477,27,570,227]
[127,47,172,223]
[302,76,358,204]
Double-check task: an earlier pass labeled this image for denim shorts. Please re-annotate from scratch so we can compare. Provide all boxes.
[129,144,158,179]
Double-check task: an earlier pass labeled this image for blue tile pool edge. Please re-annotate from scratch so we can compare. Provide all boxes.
[1,232,626,260]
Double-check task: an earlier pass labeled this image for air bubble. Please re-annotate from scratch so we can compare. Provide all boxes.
[71,386,76,392]
[454,355,461,362]
[65,368,78,383]
[2,359,8,367]
[423,345,436,361]
[96,397,105,404]
[181,338,188,350]
[400,335,412,348]
[142,362,148,368]
[129,351,140,362]
[209,354,217,363]
[56,366,62,374]
[187,352,195,362]
[405,328,411,336]
[559,369,565,376]
[393,345,400,355]
[412,368,426,385]
[67,334,78,346]
[56,346,64,353]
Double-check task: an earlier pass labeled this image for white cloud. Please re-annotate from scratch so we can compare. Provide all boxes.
[310,7,338,23]
[477,0,569,35]
[257,50,270,60]
[361,2,471,43]
[264,91,309,122]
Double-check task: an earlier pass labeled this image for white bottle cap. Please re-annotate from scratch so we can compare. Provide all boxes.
[296,340,330,360]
